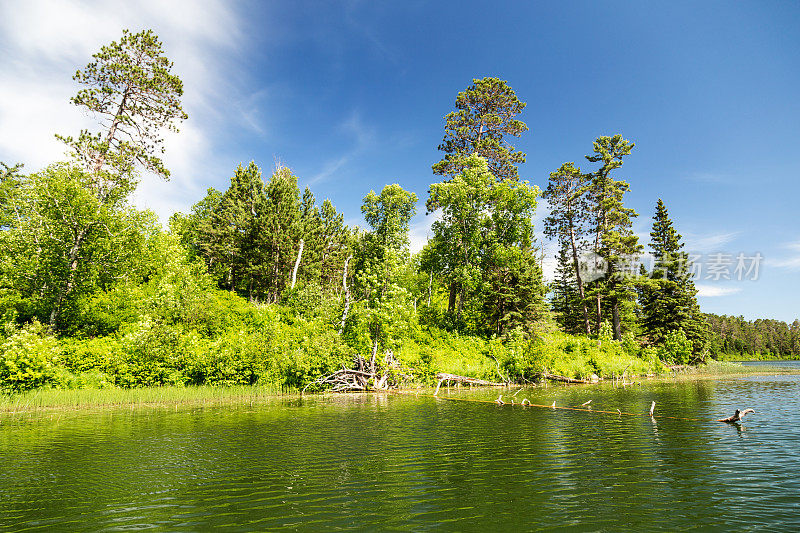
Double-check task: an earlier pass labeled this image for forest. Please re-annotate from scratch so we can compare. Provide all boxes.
[0,30,793,394]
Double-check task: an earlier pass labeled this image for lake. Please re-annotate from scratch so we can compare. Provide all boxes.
[2,371,800,531]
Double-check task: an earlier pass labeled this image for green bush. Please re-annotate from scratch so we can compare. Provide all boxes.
[117,317,189,387]
[0,321,62,392]
[658,330,693,365]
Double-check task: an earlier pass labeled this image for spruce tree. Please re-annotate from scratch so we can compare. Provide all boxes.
[641,199,708,351]
[261,166,302,303]
[551,239,583,333]
[198,162,266,298]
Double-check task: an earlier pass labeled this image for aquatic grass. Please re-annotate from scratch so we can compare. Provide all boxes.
[0,383,294,413]
[662,359,800,379]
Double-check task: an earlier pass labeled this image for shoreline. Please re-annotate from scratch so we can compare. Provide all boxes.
[2,360,798,415]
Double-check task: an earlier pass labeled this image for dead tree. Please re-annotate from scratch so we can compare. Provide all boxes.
[302,352,412,393]
[718,408,755,423]
[290,239,304,290]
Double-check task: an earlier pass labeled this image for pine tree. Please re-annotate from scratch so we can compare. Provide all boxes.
[433,77,527,180]
[641,199,708,351]
[585,135,641,339]
[550,239,583,333]
[543,162,592,334]
[198,162,266,298]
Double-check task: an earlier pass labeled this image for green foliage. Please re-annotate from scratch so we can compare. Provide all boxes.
[584,135,642,340]
[1,39,762,397]
[56,28,187,181]
[658,330,693,365]
[640,199,709,351]
[351,184,419,360]
[0,163,157,331]
[706,314,800,358]
[621,331,640,357]
[496,331,664,382]
[0,321,62,392]
[543,162,593,335]
[599,321,614,342]
[426,154,544,335]
[433,77,527,180]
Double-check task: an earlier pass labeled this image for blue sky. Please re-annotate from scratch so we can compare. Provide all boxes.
[1,1,798,322]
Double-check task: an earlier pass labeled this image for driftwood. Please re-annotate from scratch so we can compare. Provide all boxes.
[718,408,755,423]
[435,373,506,387]
[303,352,411,393]
[538,373,589,384]
[433,373,506,395]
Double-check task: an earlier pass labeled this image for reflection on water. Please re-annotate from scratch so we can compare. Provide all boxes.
[2,374,800,531]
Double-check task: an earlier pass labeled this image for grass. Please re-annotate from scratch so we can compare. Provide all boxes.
[0,384,293,413]
[713,352,798,362]
[665,359,800,378]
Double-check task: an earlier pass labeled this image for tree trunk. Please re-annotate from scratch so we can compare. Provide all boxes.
[49,226,88,329]
[612,299,622,340]
[457,284,465,322]
[448,282,457,313]
[291,239,304,290]
[370,337,378,375]
[338,255,352,335]
[568,225,591,335]
[427,271,432,307]
[595,294,602,333]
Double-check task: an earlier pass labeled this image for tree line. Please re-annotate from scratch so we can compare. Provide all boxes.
[0,29,794,393]
[706,314,800,358]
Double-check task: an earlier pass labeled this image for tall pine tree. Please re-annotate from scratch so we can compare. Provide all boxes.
[433,77,527,181]
[641,199,708,352]
[543,162,592,334]
[585,135,641,340]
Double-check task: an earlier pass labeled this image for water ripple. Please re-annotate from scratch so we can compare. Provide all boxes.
[2,375,800,530]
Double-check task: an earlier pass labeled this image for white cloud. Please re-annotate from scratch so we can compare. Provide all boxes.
[307,112,377,185]
[696,284,742,297]
[0,0,247,221]
[683,231,740,251]
[408,211,439,255]
[765,240,800,271]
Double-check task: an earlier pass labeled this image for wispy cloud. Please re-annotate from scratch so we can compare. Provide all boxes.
[0,0,246,221]
[683,172,730,184]
[683,231,741,251]
[765,239,800,271]
[408,211,440,255]
[696,285,742,297]
[307,111,376,185]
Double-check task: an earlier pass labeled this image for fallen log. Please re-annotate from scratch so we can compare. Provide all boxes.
[435,373,506,386]
[539,373,589,384]
[433,373,506,396]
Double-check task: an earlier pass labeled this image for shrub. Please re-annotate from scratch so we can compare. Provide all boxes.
[0,321,62,392]
[658,330,693,365]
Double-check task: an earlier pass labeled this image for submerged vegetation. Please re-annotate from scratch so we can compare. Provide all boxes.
[0,29,795,398]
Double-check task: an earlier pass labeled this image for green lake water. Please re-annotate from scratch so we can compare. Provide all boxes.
[2,370,800,531]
